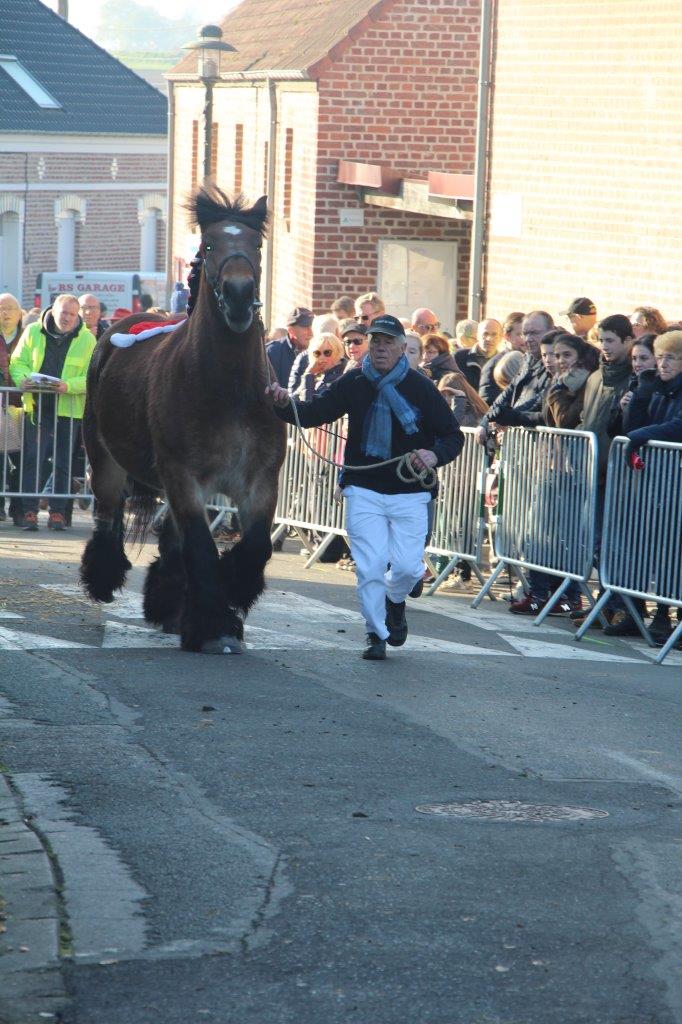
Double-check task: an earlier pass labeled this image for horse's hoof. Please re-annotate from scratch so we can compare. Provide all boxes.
[201,635,244,655]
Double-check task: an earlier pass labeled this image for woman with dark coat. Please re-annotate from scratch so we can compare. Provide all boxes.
[420,333,458,384]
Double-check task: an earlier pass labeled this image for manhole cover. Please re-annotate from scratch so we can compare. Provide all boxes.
[416,800,609,822]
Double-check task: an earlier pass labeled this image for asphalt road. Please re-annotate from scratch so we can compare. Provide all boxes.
[0,515,681,1024]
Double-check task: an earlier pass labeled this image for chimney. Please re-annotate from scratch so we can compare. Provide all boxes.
[58,0,69,19]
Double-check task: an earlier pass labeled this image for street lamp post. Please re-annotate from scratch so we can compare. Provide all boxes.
[182,25,236,182]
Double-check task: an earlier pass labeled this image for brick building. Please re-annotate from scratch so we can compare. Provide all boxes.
[0,0,167,310]
[167,0,482,332]
[483,0,682,323]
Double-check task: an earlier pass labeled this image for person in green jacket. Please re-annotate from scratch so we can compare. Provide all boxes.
[9,294,96,531]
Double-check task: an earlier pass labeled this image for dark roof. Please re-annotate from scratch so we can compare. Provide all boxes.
[169,0,394,79]
[0,0,167,135]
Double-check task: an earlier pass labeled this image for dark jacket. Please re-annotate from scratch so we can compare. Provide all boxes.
[455,346,489,390]
[423,351,458,384]
[619,369,657,435]
[276,366,464,497]
[482,354,549,429]
[478,351,505,406]
[288,350,309,393]
[294,359,346,401]
[626,372,682,446]
[267,336,300,387]
[579,357,632,477]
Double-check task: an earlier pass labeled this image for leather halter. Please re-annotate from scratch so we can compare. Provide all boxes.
[202,249,263,317]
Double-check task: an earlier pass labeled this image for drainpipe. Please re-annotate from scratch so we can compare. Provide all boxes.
[164,80,176,309]
[468,0,493,320]
[264,76,278,328]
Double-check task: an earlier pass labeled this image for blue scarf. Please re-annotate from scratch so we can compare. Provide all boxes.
[361,353,419,458]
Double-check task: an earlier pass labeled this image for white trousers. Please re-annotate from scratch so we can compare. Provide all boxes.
[344,485,430,640]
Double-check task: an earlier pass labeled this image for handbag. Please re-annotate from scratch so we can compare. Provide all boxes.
[0,404,23,452]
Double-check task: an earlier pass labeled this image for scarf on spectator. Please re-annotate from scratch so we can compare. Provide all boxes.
[361,353,419,458]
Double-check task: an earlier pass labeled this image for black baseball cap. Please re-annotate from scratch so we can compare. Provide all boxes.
[561,297,596,317]
[287,306,314,327]
[366,314,405,339]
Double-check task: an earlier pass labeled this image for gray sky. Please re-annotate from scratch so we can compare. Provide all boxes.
[43,0,234,35]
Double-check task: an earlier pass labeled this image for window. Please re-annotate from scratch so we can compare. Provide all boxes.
[0,211,21,297]
[234,124,244,192]
[283,128,293,221]
[210,122,218,179]
[263,140,269,194]
[193,119,219,185]
[56,210,76,272]
[139,209,159,273]
[0,56,61,108]
[191,120,199,190]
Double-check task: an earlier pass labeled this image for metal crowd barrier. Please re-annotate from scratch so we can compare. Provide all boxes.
[271,421,347,568]
[0,385,92,509]
[575,437,682,664]
[471,426,599,623]
[424,426,489,594]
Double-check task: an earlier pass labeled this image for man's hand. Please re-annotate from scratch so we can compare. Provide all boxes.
[620,391,633,410]
[475,425,488,446]
[55,381,68,394]
[265,382,291,408]
[20,377,32,391]
[410,449,438,472]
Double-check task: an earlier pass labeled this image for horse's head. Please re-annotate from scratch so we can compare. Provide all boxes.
[191,187,269,334]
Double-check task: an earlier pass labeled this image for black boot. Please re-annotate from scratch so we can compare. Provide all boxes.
[362,632,386,660]
[385,598,408,647]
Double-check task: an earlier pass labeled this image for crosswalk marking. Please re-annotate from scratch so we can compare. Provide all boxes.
[0,625,92,651]
[499,634,642,664]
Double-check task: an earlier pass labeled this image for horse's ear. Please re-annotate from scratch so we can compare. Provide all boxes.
[252,195,269,225]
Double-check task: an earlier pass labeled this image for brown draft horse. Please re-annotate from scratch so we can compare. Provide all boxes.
[80,187,285,654]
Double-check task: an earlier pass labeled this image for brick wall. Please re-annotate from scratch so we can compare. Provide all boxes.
[0,146,166,307]
[484,0,682,323]
[313,0,480,322]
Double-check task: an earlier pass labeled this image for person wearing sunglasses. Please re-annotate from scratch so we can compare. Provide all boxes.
[410,307,440,337]
[293,332,346,402]
[339,318,369,371]
[354,291,385,326]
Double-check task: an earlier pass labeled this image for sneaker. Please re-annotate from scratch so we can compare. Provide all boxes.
[509,594,545,615]
[648,609,672,644]
[362,632,386,661]
[548,599,583,616]
[47,512,67,531]
[22,511,39,531]
[409,578,424,599]
[385,597,408,647]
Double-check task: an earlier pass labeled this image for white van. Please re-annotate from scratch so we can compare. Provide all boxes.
[35,272,167,315]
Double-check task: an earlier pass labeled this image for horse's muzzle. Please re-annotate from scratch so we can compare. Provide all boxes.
[221,277,257,334]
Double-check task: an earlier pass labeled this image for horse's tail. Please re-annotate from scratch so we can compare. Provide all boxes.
[126,479,162,547]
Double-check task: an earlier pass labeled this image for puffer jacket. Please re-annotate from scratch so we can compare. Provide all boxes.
[626,371,682,446]
[481,354,549,429]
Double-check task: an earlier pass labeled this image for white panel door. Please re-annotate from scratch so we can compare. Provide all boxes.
[0,212,20,297]
[377,240,457,333]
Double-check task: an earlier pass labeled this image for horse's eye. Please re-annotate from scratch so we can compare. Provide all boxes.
[204,243,213,253]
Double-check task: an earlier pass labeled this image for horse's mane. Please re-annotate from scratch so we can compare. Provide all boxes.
[186,185,268,236]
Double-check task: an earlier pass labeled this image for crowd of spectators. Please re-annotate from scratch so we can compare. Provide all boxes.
[1,283,680,646]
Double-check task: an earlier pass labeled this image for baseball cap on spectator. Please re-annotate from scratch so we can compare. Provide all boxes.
[366,314,405,339]
[287,306,314,327]
[339,319,367,338]
[560,297,596,316]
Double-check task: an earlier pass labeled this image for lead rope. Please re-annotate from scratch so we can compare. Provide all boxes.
[263,338,437,490]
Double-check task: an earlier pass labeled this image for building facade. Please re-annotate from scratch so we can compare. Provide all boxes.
[483,0,682,322]
[168,0,481,333]
[0,0,167,309]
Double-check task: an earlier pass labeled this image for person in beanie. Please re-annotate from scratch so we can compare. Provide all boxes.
[267,314,464,660]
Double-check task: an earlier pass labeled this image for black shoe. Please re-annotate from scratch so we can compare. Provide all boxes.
[385,598,408,647]
[603,612,640,637]
[362,632,386,660]
[409,577,424,599]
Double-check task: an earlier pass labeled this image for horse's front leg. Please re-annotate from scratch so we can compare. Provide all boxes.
[220,469,279,617]
[164,472,243,654]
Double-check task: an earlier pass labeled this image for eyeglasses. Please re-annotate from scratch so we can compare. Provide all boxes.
[80,306,99,313]
[344,337,364,346]
[656,354,682,365]
[416,322,440,332]
[312,349,333,357]
[356,314,371,322]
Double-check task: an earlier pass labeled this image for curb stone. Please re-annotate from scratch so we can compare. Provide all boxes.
[0,775,66,1024]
